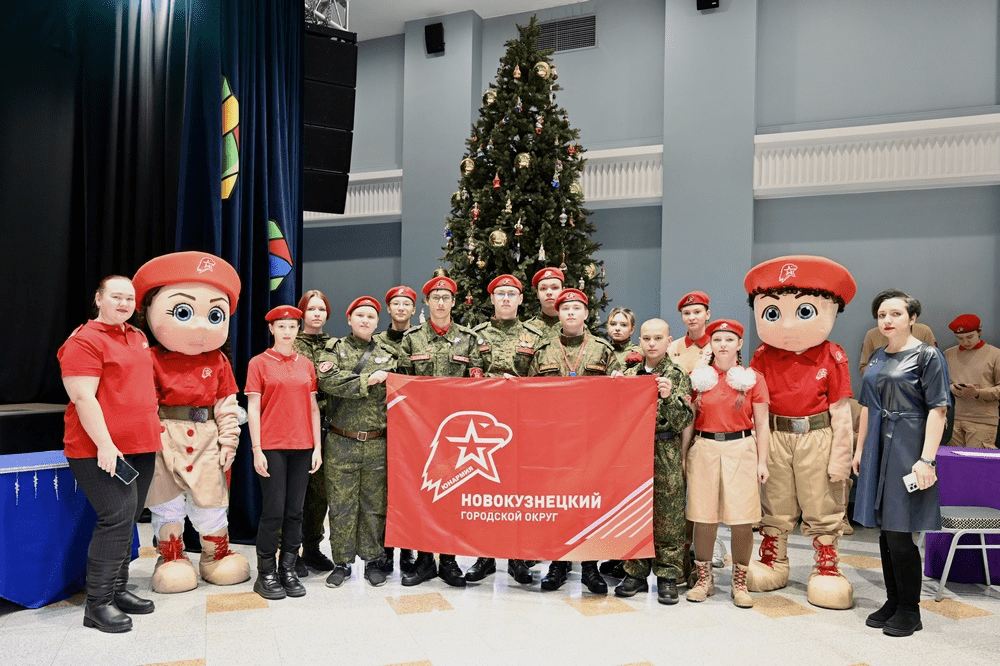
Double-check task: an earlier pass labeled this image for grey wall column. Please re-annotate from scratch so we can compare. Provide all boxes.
[661,1,757,325]
[401,11,483,293]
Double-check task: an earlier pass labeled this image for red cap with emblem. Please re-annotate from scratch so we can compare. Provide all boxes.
[133,251,241,314]
[531,267,565,288]
[949,314,981,333]
[677,291,710,312]
[422,276,458,296]
[705,319,744,339]
[555,288,588,308]
[384,286,417,305]
[346,296,381,316]
[265,305,303,322]
[488,274,523,293]
[743,255,856,305]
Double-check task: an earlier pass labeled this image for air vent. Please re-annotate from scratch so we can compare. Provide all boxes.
[537,15,596,52]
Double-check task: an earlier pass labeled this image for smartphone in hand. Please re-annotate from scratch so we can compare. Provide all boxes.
[114,457,139,485]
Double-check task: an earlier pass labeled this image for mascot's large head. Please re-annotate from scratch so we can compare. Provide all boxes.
[133,252,241,355]
[744,255,855,353]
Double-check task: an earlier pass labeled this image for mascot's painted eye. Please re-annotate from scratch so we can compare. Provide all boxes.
[172,304,194,322]
[762,305,781,322]
[796,303,817,320]
[208,307,227,325]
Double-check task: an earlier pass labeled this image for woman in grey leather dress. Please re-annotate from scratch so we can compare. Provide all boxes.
[853,289,950,637]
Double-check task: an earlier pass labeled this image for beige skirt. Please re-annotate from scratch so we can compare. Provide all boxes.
[686,434,761,525]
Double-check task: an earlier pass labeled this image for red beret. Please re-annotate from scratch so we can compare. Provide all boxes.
[265,305,302,322]
[949,314,981,333]
[531,267,565,288]
[555,288,588,308]
[677,291,710,311]
[705,319,744,339]
[488,274,523,293]
[422,276,457,296]
[347,296,381,316]
[133,251,241,314]
[384,286,417,305]
[744,255,856,305]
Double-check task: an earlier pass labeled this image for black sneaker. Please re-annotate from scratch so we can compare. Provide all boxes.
[614,574,649,598]
[364,560,387,587]
[325,564,350,588]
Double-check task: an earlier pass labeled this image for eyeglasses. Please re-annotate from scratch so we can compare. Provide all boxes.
[428,294,454,303]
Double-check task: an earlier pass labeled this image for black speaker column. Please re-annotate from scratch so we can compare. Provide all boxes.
[425,23,445,55]
[304,24,358,214]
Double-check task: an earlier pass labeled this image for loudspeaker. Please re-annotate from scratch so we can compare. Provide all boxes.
[425,23,445,54]
[304,24,357,214]
[697,0,719,10]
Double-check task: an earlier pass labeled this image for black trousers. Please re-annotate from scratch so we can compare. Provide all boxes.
[68,453,156,566]
[256,449,312,558]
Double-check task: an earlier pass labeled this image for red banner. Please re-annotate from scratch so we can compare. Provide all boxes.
[385,375,657,561]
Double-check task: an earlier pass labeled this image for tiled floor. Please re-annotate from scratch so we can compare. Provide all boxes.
[2,524,998,666]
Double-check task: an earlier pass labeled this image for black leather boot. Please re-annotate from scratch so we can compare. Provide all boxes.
[867,532,898,628]
[540,561,568,591]
[401,552,437,586]
[581,561,608,594]
[438,554,467,587]
[83,560,132,633]
[279,551,306,597]
[614,574,649,597]
[382,547,396,574]
[656,577,679,605]
[300,547,335,572]
[399,549,416,573]
[464,557,496,582]
[507,559,533,584]
[254,553,286,600]
[883,534,922,637]
[113,556,154,614]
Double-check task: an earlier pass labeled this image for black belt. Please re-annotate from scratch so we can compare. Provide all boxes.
[330,425,385,441]
[769,412,831,434]
[694,428,752,442]
[656,430,678,441]
[158,406,215,423]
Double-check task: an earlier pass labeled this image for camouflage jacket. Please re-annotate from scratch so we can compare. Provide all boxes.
[397,320,483,377]
[611,340,644,371]
[625,356,694,435]
[315,334,397,431]
[473,318,544,377]
[528,332,622,377]
[523,312,562,341]
[373,326,406,357]
[295,331,332,411]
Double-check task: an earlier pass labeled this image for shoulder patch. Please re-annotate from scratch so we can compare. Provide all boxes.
[521,321,543,336]
[828,342,849,365]
[403,325,422,336]
[592,336,614,349]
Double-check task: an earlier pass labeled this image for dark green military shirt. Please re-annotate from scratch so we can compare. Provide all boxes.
[295,331,332,411]
[528,332,622,377]
[315,334,397,431]
[373,326,406,358]
[625,356,694,434]
[397,320,483,377]
[473,318,544,377]
[523,312,562,342]
[611,340,644,371]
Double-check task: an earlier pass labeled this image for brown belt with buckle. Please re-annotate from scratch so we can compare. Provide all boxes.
[330,425,385,441]
[158,406,215,423]
[769,412,831,434]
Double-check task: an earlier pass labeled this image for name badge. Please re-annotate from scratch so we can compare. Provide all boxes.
[515,347,535,355]
[409,354,431,361]
[453,355,470,364]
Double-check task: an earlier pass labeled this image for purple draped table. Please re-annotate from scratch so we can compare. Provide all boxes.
[924,446,1000,583]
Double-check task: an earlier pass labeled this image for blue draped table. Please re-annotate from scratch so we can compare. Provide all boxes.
[924,446,1000,583]
[0,450,138,608]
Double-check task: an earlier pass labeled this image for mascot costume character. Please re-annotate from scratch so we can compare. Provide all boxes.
[133,252,250,593]
[743,256,856,610]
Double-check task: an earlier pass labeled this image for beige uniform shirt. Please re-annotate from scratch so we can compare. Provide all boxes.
[943,343,1000,426]
[667,334,710,374]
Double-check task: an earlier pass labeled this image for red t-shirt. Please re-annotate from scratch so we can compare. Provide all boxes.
[152,348,239,406]
[245,349,317,450]
[58,320,162,458]
[694,367,769,432]
[749,341,852,417]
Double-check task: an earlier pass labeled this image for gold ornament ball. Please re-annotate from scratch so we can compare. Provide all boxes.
[461,158,475,175]
[515,153,531,168]
[569,182,583,196]
[489,230,508,247]
[483,89,497,106]
[533,61,551,79]
[584,263,597,278]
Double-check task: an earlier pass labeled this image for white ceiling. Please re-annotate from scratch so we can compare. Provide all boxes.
[349,1,581,42]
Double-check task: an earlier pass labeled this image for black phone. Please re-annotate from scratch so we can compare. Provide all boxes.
[114,457,139,485]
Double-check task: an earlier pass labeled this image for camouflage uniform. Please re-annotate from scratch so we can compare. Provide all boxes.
[374,326,406,358]
[523,312,562,342]
[622,356,694,580]
[294,331,333,552]
[611,341,643,372]
[397,321,483,377]
[315,334,396,564]
[528,332,621,377]
[474,318,544,377]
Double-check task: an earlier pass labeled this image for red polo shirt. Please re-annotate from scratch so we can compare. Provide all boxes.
[58,320,161,458]
[153,347,239,406]
[749,341,851,417]
[694,367,769,432]
[245,349,317,450]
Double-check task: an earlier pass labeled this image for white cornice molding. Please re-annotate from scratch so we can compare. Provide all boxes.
[304,169,403,226]
[754,114,1000,199]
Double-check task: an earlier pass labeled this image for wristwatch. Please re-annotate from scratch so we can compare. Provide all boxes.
[918,457,936,468]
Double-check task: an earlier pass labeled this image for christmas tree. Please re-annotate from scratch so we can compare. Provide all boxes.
[441,16,608,327]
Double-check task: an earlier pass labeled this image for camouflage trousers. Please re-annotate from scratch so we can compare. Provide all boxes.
[324,431,387,563]
[624,434,686,580]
